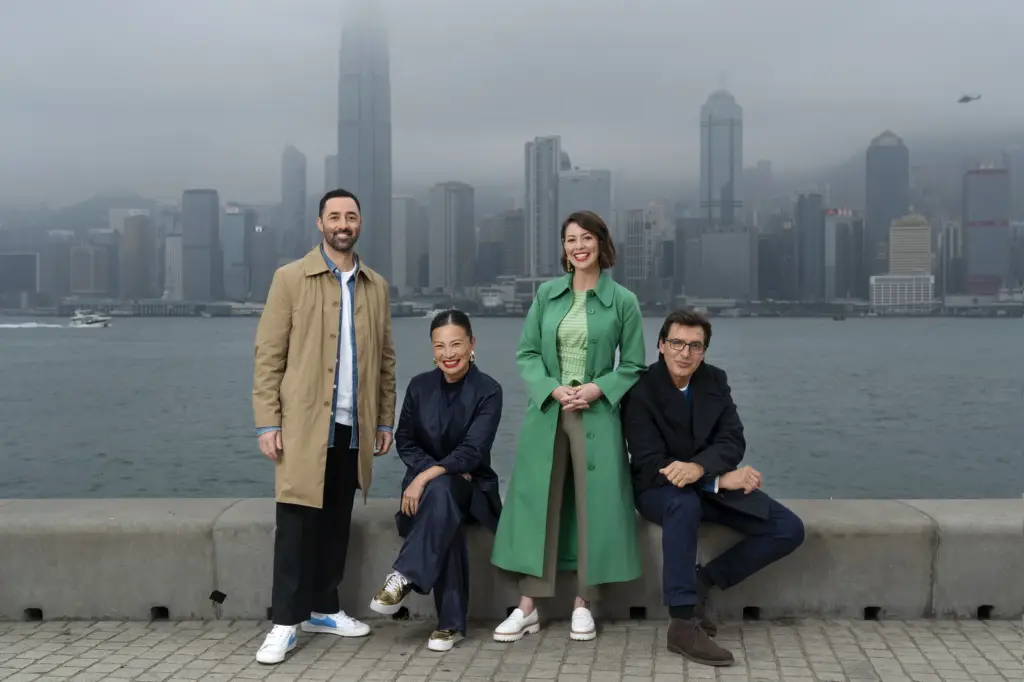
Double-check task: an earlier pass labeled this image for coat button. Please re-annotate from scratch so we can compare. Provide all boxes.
[323,400,330,407]
[590,336,597,343]
[587,308,594,314]
[328,367,334,374]
[332,300,339,307]
[586,431,594,439]
[587,464,596,471]
[329,332,337,339]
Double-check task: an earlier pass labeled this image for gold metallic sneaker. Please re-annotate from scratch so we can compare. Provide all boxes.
[427,628,462,652]
[369,571,412,615]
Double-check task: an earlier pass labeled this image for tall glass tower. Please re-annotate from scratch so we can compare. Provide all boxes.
[699,90,743,227]
[337,0,392,281]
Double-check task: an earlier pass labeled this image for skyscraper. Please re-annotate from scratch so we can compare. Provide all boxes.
[280,145,308,259]
[865,131,910,279]
[795,193,825,301]
[699,90,743,226]
[525,136,564,277]
[337,0,392,281]
[428,182,475,293]
[119,214,157,299]
[962,168,1011,295]
[181,189,221,301]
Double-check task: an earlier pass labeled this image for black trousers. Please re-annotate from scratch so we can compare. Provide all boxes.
[635,484,805,607]
[271,423,359,626]
[392,475,473,633]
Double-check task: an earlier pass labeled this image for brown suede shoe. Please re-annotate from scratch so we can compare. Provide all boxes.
[694,578,718,637]
[667,618,734,666]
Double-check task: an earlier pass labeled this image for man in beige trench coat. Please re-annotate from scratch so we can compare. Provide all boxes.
[251,188,397,665]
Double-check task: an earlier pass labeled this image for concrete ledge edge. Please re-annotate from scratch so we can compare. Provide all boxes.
[1,498,1021,622]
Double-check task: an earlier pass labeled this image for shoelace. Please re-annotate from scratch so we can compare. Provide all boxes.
[265,625,293,645]
[327,611,358,627]
[383,572,407,595]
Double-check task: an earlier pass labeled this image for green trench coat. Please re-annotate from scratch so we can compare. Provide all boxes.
[491,272,646,586]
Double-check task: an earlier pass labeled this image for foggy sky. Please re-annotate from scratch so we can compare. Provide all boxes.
[2,0,1023,206]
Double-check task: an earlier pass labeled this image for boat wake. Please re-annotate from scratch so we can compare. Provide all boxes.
[0,322,66,329]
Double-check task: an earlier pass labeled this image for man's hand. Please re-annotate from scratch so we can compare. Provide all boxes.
[659,461,704,487]
[258,430,284,461]
[720,466,761,494]
[374,430,393,456]
[401,477,426,516]
[566,382,603,411]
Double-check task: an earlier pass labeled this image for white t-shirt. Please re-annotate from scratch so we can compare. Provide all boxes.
[334,267,356,425]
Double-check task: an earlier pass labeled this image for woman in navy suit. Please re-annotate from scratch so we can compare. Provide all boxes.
[368,309,503,652]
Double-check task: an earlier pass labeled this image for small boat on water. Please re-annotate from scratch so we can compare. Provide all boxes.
[69,310,112,328]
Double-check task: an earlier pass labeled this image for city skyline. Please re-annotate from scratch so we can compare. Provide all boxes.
[3,0,1024,204]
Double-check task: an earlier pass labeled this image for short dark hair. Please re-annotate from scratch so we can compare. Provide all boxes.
[429,308,473,339]
[560,210,616,272]
[658,309,712,349]
[319,188,361,217]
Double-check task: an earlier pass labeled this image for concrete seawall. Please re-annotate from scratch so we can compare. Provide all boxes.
[1,499,1021,623]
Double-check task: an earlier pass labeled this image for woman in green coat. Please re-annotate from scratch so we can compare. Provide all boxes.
[491,210,646,643]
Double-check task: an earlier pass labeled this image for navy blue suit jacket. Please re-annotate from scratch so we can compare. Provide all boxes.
[623,359,771,520]
[395,364,503,535]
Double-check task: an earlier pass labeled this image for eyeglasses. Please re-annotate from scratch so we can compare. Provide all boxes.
[663,339,706,355]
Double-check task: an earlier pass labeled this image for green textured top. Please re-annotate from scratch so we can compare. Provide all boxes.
[556,290,589,385]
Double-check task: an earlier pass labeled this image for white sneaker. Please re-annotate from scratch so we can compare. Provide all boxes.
[570,606,596,641]
[256,624,297,664]
[493,608,540,642]
[301,611,370,637]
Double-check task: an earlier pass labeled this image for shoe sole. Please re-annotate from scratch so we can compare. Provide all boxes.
[493,623,540,642]
[570,628,596,641]
[427,636,461,652]
[300,624,370,637]
[369,598,404,616]
[667,644,734,667]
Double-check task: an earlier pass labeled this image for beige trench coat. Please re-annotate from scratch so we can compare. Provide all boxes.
[252,247,397,508]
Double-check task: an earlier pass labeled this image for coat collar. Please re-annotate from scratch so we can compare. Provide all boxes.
[429,363,480,447]
[300,245,373,282]
[650,357,721,402]
[546,270,615,306]
[433,361,480,385]
[650,357,725,444]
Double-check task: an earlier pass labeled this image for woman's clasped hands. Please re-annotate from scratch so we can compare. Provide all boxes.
[551,383,603,412]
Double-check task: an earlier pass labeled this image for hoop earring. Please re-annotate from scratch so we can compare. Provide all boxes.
[470,350,477,363]
[432,358,437,366]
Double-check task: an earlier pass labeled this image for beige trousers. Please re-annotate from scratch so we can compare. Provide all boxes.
[519,410,596,600]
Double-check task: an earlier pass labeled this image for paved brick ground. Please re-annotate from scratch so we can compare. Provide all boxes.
[0,618,1020,681]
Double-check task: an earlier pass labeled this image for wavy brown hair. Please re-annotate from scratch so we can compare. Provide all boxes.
[559,210,617,272]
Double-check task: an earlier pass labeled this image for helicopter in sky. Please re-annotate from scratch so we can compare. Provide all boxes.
[957,94,981,103]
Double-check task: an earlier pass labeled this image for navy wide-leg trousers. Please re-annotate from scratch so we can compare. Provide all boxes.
[393,475,474,633]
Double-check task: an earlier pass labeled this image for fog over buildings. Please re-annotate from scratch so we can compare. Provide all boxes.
[2,0,1024,205]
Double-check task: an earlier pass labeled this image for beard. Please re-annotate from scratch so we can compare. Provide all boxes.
[325,228,358,253]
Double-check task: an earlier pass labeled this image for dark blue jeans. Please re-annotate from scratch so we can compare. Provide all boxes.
[636,484,805,607]
[393,475,473,633]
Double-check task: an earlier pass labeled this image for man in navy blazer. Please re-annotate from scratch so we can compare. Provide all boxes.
[623,310,804,667]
